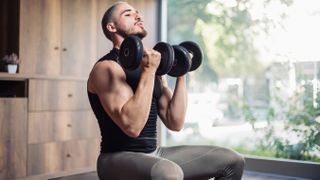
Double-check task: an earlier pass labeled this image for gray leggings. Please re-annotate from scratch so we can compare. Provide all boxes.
[97,145,245,180]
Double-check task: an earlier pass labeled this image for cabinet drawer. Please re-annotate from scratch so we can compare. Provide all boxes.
[27,139,100,176]
[0,98,27,141]
[28,111,100,144]
[29,79,90,111]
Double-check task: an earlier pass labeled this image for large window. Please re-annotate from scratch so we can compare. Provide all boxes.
[164,0,320,164]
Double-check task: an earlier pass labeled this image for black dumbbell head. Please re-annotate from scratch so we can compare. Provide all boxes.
[167,45,191,77]
[154,42,174,75]
[119,36,143,70]
[179,41,203,71]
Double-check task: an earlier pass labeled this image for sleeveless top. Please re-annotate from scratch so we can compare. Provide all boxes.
[87,48,162,153]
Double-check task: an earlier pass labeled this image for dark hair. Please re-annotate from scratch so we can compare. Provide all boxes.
[101,2,124,40]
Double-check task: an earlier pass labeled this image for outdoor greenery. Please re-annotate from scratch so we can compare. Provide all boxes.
[241,82,320,162]
[168,0,293,84]
[167,0,320,163]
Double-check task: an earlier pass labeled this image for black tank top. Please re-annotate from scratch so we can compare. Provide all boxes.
[87,48,162,153]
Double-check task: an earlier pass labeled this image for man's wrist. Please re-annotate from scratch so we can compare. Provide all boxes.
[141,70,156,77]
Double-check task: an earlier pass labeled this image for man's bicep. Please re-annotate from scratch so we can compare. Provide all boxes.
[98,86,132,119]
[94,65,133,119]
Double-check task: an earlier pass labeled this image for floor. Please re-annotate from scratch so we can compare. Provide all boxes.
[242,171,310,180]
[50,171,311,180]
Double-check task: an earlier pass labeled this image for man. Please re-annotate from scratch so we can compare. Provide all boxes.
[87,1,245,180]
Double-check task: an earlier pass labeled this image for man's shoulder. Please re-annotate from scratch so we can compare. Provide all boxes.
[87,60,124,93]
[92,60,122,76]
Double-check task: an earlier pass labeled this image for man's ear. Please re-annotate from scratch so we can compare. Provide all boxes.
[106,22,117,33]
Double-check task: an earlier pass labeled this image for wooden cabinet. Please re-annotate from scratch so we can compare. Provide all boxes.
[19,0,61,75]
[27,79,100,177]
[19,0,97,77]
[28,79,90,111]
[1,0,159,179]
[61,0,98,77]
[28,111,99,144]
[0,76,100,179]
[28,139,99,176]
[0,98,27,179]
[19,0,158,75]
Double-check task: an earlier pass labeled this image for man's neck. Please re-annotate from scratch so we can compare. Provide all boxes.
[112,35,125,49]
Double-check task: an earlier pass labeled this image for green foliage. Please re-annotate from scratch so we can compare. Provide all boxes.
[168,0,217,84]
[167,0,293,82]
[224,93,243,120]
[167,0,320,162]
[241,82,320,162]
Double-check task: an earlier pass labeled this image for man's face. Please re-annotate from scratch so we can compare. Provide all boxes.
[113,3,147,39]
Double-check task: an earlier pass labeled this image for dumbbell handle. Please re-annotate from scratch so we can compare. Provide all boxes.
[188,52,194,59]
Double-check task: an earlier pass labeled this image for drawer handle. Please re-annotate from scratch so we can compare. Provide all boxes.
[54,46,59,50]
[67,93,73,98]
[62,48,67,51]
[66,153,72,158]
[67,124,72,128]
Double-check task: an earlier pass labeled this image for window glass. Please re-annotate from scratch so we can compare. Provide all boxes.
[165,0,320,163]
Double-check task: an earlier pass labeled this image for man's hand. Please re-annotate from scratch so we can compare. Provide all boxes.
[140,48,161,74]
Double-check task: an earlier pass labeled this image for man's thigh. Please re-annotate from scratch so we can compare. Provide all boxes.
[97,151,184,180]
[97,151,160,180]
[158,145,242,179]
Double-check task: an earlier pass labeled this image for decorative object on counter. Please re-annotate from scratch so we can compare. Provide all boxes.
[1,53,20,74]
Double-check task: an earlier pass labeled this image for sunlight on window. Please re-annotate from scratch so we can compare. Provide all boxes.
[166,0,320,163]
[256,0,320,62]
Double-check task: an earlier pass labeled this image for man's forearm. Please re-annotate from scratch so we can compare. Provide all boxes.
[167,76,188,129]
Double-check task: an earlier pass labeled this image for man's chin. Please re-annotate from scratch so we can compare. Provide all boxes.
[134,30,147,39]
[118,29,147,39]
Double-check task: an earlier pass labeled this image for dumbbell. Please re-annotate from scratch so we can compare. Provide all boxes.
[167,42,203,77]
[119,36,203,76]
[119,36,174,75]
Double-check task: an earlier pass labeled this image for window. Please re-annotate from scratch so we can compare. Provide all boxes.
[164,0,320,164]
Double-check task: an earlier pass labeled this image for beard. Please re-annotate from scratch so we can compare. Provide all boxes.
[117,26,148,39]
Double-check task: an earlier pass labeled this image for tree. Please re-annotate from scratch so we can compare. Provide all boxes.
[167,0,293,83]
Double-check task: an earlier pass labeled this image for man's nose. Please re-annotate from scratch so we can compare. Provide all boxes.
[135,12,142,21]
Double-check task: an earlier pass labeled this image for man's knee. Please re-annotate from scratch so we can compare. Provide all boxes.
[223,148,245,177]
[151,159,184,180]
[230,150,245,169]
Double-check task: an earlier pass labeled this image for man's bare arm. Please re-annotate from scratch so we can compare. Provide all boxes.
[158,76,188,131]
[88,49,160,138]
